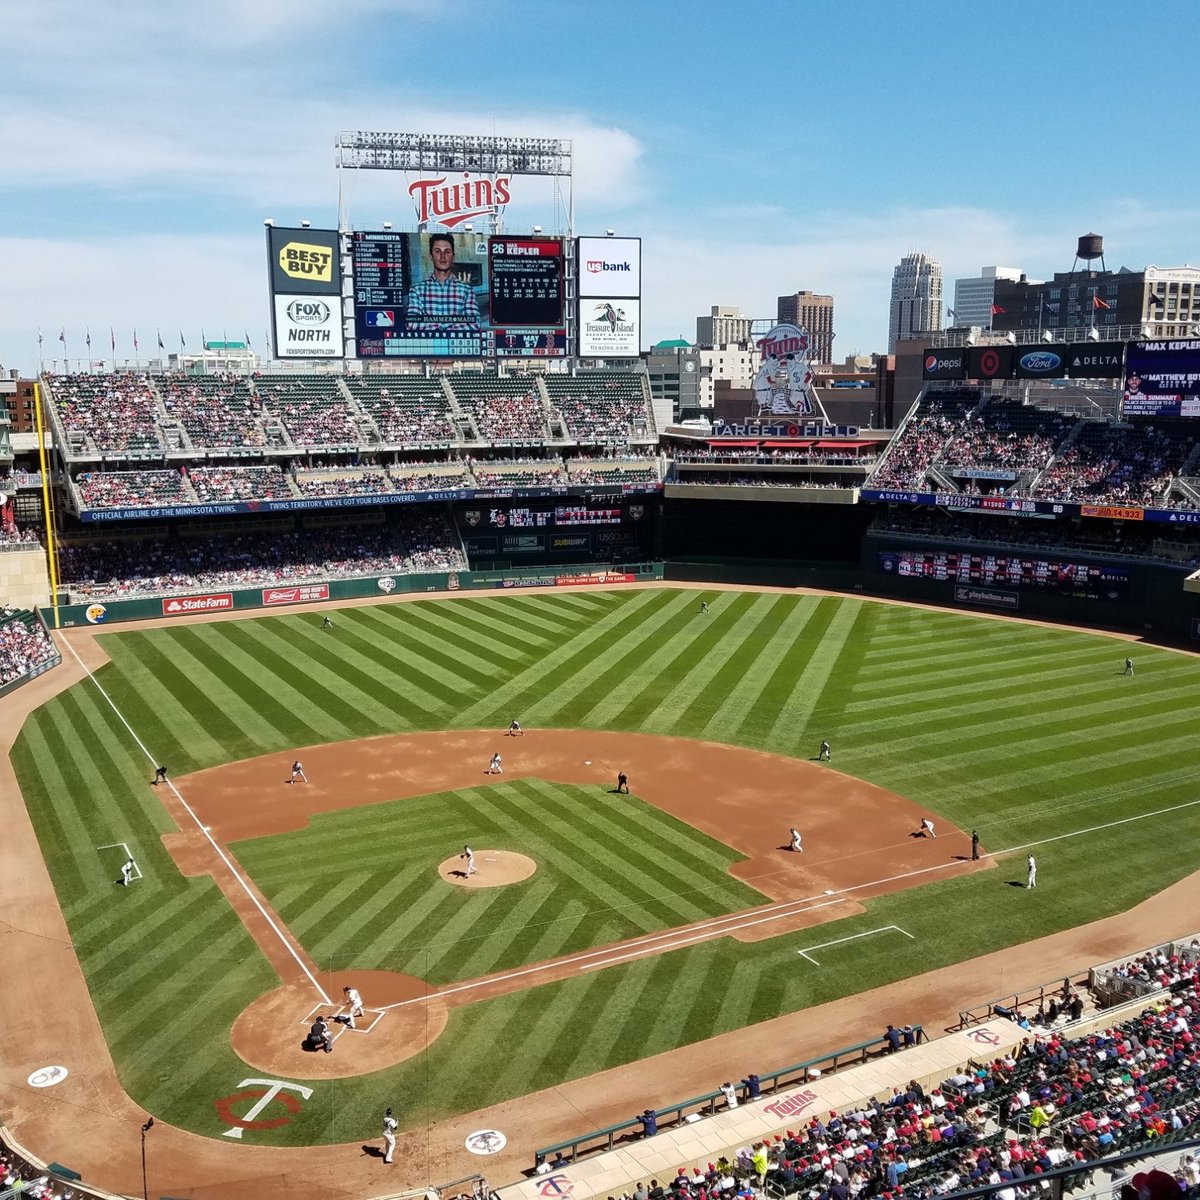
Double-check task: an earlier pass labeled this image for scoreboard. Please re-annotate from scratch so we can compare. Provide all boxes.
[351,231,567,359]
[879,550,1128,599]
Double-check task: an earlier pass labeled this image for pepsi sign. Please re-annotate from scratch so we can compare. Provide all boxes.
[922,348,966,380]
[1015,349,1066,379]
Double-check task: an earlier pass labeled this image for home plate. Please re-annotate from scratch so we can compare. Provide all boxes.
[584,760,592,765]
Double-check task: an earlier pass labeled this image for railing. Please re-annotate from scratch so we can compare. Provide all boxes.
[951,971,1092,1031]
[532,1026,925,1171]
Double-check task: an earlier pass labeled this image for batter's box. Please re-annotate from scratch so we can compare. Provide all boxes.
[300,1001,385,1036]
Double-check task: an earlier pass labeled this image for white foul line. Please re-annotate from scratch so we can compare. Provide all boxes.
[60,634,332,1005]
[797,924,914,966]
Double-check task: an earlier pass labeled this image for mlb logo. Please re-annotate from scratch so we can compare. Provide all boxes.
[366,310,395,328]
[464,510,482,527]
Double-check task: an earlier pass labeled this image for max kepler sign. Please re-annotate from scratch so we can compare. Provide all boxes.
[408,173,511,229]
[753,324,815,416]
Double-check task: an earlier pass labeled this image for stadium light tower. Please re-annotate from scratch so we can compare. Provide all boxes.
[335,130,573,236]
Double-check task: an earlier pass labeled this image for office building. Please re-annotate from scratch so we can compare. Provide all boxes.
[952,267,1022,329]
[696,306,753,346]
[776,292,835,365]
[888,252,942,352]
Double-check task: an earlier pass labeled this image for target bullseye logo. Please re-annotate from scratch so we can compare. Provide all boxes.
[979,349,1001,377]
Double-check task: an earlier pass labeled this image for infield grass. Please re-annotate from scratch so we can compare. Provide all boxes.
[10,587,1200,1144]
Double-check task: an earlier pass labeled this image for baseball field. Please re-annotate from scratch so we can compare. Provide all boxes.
[9,585,1200,1160]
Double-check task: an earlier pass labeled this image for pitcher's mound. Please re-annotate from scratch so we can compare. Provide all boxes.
[438,850,537,888]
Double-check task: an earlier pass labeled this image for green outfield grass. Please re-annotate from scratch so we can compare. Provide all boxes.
[10,587,1200,1144]
[232,779,765,983]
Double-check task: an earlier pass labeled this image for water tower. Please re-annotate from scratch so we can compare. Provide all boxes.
[1070,232,1106,275]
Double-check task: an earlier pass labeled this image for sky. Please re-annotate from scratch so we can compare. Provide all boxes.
[3,0,1199,376]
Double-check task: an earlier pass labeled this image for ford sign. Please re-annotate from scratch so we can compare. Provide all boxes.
[1019,351,1062,372]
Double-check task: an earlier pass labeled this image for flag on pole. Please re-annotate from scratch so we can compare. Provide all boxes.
[1148,293,1165,309]
[86,328,92,350]
[111,328,116,353]
[1040,299,1059,313]
[946,307,957,321]
[180,330,187,348]
[1093,295,1110,311]
[244,330,252,348]
[37,328,44,347]
[58,329,66,345]
[201,328,207,348]
[157,329,165,351]
[133,328,140,351]
[990,303,1006,316]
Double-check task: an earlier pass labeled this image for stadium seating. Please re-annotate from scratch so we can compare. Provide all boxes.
[451,374,550,443]
[472,458,568,488]
[159,373,267,451]
[399,508,467,572]
[0,610,58,686]
[49,372,162,455]
[292,468,395,498]
[188,465,293,502]
[254,374,363,449]
[342,375,457,446]
[567,456,661,486]
[543,374,655,442]
[388,463,474,492]
[74,468,192,510]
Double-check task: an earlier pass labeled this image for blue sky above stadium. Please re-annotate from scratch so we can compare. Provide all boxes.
[2,0,1198,374]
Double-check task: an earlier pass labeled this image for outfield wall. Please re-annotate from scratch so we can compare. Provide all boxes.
[48,562,664,627]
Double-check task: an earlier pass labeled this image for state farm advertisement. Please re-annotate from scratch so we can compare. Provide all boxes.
[161,593,234,617]
[261,584,331,607]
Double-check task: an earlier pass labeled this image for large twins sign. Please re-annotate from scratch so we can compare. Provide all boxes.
[408,173,512,228]
[753,324,815,416]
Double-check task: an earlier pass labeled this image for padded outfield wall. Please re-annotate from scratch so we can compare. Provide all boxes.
[661,496,1200,641]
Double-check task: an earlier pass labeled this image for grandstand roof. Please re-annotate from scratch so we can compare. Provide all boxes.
[653,338,692,348]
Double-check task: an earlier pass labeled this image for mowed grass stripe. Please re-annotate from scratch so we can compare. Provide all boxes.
[661,593,794,737]
[697,594,804,739]
[579,593,730,728]
[457,589,679,727]
[354,604,526,687]
[231,617,444,732]
[731,596,839,748]
[510,589,703,728]
[426,595,578,645]
[765,598,863,750]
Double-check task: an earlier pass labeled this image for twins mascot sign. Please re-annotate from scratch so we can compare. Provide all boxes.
[753,324,815,416]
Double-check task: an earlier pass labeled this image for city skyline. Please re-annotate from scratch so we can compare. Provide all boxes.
[3,0,1199,375]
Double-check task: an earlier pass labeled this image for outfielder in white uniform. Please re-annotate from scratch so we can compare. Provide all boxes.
[343,986,364,1029]
[382,1107,397,1163]
[462,845,477,877]
[1027,854,1037,889]
[789,828,803,853]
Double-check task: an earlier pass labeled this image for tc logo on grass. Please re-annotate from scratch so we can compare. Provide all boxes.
[216,1078,313,1139]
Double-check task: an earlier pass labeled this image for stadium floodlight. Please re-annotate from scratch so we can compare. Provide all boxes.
[532,225,543,234]
[1088,327,1101,341]
[1042,330,1056,342]
[605,228,615,237]
[1191,324,1200,337]
[1005,331,1017,344]
[382,221,392,230]
[1142,325,1155,338]
[263,218,276,226]
[301,219,311,228]
[464,223,474,232]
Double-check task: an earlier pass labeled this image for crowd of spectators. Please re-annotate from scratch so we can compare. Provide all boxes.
[345,379,457,445]
[50,372,162,454]
[464,389,549,442]
[939,403,1073,475]
[187,465,292,503]
[159,374,266,450]
[676,473,852,490]
[255,377,361,448]
[473,461,568,487]
[0,523,41,545]
[544,375,653,442]
[399,509,467,572]
[293,469,394,498]
[389,466,474,493]
[868,393,983,491]
[612,952,1200,1200]
[1031,423,1196,507]
[869,507,1200,568]
[57,528,416,598]
[0,1144,79,1197]
[75,469,191,510]
[0,611,58,686]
